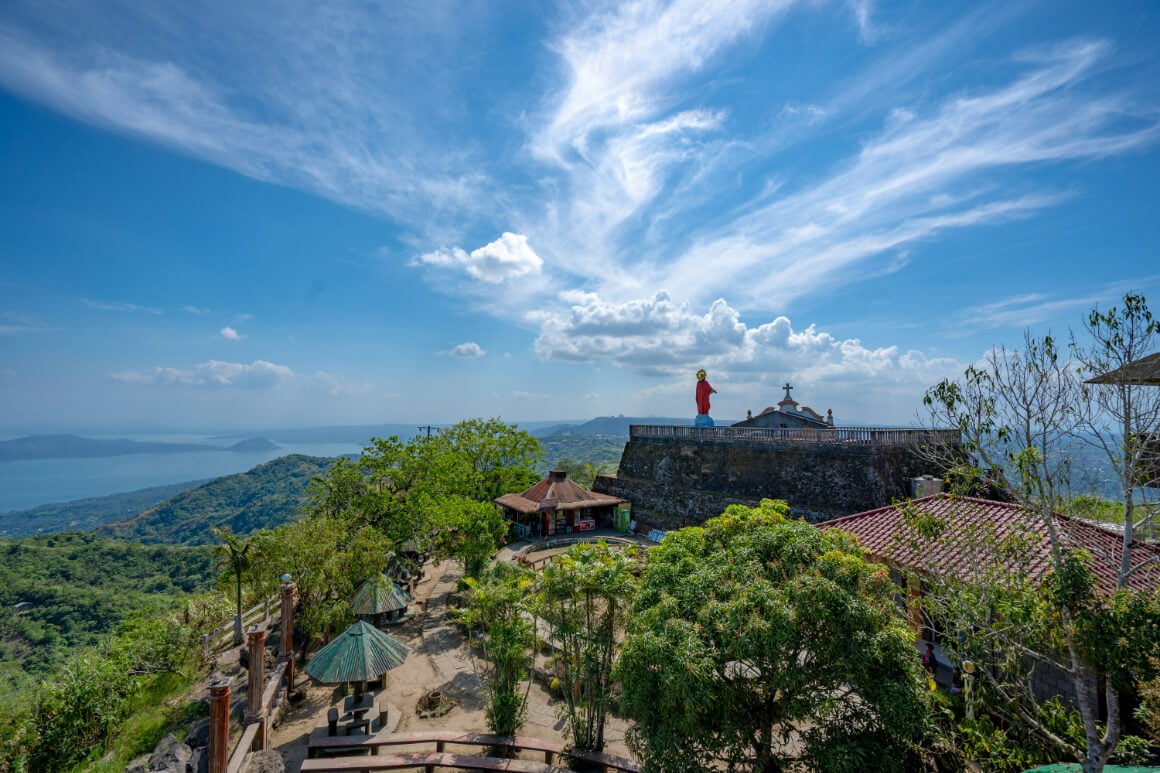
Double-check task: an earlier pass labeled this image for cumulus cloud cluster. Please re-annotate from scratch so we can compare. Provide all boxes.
[534,291,958,389]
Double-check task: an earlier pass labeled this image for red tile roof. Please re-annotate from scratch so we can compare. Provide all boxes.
[820,494,1160,597]
[495,470,626,515]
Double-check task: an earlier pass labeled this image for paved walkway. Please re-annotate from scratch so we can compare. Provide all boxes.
[421,561,485,711]
[419,554,628,739]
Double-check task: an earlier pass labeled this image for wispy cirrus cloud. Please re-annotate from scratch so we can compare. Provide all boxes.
[0,3,501,237]
[956,275,1160,330]
[635,39,1158,310]
[82,298,162,314]
[0,312,51,336]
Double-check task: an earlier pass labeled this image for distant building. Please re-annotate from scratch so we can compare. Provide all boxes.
[496,470,628,540]
[732,382,834,430]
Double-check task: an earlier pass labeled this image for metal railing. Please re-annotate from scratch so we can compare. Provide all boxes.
[629,424,960,447]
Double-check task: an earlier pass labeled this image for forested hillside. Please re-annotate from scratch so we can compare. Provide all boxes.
[0,479,210,537]
[0,532,217,700]
[96,454,332,545]
[539,435,625,476]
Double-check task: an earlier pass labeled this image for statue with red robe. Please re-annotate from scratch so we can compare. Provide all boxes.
[695,369,716,415]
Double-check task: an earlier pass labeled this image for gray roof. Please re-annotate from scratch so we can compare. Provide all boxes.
[1086,352,1160,386]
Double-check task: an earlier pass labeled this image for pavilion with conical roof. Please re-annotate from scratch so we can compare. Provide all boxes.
[351,573,413,624]
[495,469,627,539]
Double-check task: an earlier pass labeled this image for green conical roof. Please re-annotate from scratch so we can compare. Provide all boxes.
[351,574,413,615]
[304,620,410,684]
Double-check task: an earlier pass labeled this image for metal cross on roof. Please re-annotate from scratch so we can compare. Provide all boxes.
[782,382,794,400]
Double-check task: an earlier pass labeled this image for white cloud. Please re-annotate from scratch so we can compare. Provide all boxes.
[113,359,293,388]
[82,299,161,314]
[441,342,487,359]
[182,305,211,315]
[513,391,551,400]
[534,291,959,390]
[417,233,543,284]
[219,326,244,340]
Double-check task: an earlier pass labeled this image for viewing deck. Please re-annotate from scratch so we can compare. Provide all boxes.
[628,424,960,448]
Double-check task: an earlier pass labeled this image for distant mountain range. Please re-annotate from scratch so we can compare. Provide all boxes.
[533,415,730,437]
[0,434,280,462]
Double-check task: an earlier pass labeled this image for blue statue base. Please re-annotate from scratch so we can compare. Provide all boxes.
[693,413,715,428]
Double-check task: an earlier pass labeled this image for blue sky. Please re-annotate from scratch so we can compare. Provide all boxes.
[0,0,1158,433]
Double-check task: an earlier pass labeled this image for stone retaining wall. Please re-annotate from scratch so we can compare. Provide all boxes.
[594,433,954,528]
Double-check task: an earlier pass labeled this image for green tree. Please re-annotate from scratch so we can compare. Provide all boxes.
[455,563,535,737]
[308,418,541,545]
[1138,658,1160,744]
[619,500,928,772]
[536,540,639,752]
[436,418,544,501]
[211,526,256,646]
[429,495,508,580]
[249,515,392,642]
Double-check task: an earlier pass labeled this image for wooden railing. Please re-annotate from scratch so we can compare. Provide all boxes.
[629,424,960,448]
[201,593,279,655]
[227,659,289,773]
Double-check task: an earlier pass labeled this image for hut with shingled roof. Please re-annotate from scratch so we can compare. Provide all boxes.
[495,469,627,539]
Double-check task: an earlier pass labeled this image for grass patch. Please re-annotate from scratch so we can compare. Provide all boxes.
[79,670,205,773]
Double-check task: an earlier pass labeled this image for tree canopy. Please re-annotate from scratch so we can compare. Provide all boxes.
[618,500,929,773]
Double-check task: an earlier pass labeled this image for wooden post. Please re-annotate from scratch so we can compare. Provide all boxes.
[279,575,296,695]
[907,575,923,636]
[208,677,232,773]
[245,625,267,750]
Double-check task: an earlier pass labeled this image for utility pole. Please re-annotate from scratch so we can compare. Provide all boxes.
[417,425,434,439]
